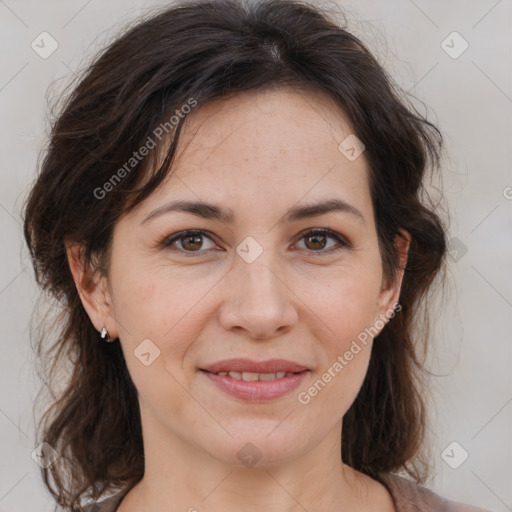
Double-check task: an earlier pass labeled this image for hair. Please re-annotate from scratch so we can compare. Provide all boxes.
[22,0,447,509]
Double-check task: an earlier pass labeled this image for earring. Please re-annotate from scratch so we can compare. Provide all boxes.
[100,327,113,342]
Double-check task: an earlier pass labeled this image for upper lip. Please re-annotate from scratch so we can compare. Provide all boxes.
[200,358,309,374]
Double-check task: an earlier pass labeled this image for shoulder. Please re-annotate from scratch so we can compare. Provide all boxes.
[379,472,495,512]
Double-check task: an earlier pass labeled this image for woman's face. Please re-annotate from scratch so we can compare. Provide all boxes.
[73,87,407,467]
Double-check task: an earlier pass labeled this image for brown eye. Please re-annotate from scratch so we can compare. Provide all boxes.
[180,234,204,251]
[304,233,328,251]
[161,230,217,255]
[296,229,350,254]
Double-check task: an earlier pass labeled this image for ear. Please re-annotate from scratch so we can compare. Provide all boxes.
[375,228,411,324]
[65,242,118,339]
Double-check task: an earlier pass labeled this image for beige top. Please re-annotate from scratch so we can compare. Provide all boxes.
[84,473,494,511]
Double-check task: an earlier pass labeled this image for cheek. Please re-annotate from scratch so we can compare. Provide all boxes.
[109,258,216,393]
[110,255,209,338]
[303,264,382,345]
[299,275,380,416]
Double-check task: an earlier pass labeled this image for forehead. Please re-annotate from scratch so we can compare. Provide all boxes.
[179,86,355,159]
[127,87,373,224]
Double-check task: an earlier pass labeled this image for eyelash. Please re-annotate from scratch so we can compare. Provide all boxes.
[159,228,351,257]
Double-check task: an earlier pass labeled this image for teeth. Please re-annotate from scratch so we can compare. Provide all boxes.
[242,372,260,381]
[214,370,296,381]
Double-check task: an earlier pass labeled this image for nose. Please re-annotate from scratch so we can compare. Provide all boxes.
[218,252,298,340]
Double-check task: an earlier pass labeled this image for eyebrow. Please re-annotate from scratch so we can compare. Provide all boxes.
[140,198,366,227]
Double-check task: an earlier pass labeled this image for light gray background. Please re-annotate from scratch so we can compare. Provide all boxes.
[0,0,511,511]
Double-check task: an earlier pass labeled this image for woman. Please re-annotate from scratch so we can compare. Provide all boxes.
[22,0,492,510]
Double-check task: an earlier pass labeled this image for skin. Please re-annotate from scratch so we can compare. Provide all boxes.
[67,87,409,512]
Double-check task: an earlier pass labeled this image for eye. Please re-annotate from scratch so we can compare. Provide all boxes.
[160,230,218,255]
[159,228,350,257]
[295,228,350,254]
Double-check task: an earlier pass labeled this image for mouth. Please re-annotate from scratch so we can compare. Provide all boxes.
[200,357,309,375]
[200,369,307,381]
[198,359,310,402]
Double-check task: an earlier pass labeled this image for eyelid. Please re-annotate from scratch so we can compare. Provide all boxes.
[297,227,348,241]
[159,229,218,255]
[293,228,351,253]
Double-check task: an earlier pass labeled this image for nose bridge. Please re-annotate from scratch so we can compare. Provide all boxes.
[245,254,281,299]
[219,241,297,338]
[237,243,285,308]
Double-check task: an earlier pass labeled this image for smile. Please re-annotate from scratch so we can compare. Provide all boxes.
[200,369,310,401]
[210,370,298,381]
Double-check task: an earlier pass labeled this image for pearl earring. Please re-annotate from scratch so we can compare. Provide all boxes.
[99,327,113,342]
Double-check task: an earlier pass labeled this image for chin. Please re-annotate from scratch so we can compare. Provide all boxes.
[204,430,308,469]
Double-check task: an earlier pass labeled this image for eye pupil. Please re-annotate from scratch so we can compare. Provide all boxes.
[182,235,203,251]
[305,234,327,251]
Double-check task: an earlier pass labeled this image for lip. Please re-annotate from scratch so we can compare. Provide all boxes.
[200,358,309,374]
[200,369,310,402]
[199,359,310,402]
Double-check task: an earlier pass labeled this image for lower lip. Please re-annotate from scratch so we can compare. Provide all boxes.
[200,370,310,402]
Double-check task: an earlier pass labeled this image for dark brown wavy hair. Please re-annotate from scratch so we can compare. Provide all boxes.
[22,0,447,509]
